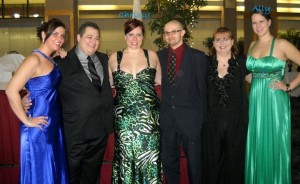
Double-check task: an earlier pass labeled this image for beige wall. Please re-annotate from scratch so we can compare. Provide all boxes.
[0,19,41,57]
[0,27,40,56]
[79,18,220,55]
[78,0,148,5]
[0,18,299,57]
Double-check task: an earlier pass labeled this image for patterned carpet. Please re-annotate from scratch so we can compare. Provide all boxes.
[291,97,300,183]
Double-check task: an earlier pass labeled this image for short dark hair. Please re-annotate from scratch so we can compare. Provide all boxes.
[78,22,100,37]
[37,18,65,42]
[211,27,239,57]
[124,19,145,35]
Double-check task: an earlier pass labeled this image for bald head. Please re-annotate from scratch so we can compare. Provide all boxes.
[163,19,186,49]
[164,19,184,30]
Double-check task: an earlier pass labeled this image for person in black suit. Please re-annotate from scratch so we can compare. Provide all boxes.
[55,22,113,184]
[23,22,113,184]
[157,19,207,184]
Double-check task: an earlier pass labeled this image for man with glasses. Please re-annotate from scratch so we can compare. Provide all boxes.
[157,19,208,184]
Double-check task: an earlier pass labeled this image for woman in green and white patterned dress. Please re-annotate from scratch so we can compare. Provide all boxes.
[108,18,162,184]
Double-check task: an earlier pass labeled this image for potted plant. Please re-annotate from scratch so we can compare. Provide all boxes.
[145,0,207,49]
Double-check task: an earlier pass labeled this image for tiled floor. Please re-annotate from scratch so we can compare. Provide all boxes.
[291,97,300,183]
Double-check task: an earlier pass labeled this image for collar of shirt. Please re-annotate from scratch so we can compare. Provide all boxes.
[168,43,184,57]
[75,46,99,64]
[74,46,104,82]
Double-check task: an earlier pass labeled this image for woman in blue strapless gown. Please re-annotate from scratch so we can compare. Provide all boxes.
[245,8,300,184]
[6,18,69,184]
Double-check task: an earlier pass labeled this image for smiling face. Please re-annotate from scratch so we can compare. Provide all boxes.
[213,32,234,55]
[163,20,185,50]
[251,13,271,37]
[124,26,144,50]
[43,26,65,52]
[77,26,100,56]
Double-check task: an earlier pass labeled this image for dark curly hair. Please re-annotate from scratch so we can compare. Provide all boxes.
[124,18,145,35]
[36,18,65,42]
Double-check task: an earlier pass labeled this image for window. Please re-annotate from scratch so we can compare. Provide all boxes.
[1,0,44,19]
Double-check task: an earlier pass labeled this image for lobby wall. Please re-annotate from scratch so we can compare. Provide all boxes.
[0,18,298,57]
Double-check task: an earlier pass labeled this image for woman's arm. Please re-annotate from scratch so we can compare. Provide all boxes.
[148,50,161,85]
[245,73,252,84]
[5,55,47,129]
[282,39,300,90]
[108,52,118,88]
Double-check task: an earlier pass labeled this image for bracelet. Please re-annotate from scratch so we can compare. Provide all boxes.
[286,83,292,92]
[26,116,32,127]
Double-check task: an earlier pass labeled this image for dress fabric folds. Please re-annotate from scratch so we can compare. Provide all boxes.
[20,63,68,184]
[112,49,162,184]
[245,38,291,184]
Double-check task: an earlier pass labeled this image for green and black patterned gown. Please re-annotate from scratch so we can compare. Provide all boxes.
[112,49,162,184]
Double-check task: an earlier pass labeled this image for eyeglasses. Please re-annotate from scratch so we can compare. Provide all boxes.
[163,30,182,36]
[126,33,143,38]
[213,38,232,44]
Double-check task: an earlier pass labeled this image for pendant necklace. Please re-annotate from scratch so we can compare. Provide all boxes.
[220,63,227,67]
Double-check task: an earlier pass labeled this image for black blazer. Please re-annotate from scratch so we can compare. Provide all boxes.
[157,43,207,131]
[55,46,113,141]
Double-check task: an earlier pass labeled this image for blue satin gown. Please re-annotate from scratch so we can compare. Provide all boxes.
[20,50,69,184]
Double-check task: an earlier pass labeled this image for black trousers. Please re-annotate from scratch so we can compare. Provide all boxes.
[202,118,247,184]
[65,130,108,184]
[161,125,202,184]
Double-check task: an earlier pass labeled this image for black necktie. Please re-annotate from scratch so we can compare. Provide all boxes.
[87,56,101,91]
[168,51,176,87]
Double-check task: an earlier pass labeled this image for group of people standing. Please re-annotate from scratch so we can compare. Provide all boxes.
[5,7,300,184]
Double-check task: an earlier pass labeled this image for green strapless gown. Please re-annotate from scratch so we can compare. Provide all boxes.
[112,49,162,184]
[245,38,291,184]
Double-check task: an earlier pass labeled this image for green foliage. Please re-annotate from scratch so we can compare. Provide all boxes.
[279,28,300,49]
[202,36,213,55]
[145,0,207,49]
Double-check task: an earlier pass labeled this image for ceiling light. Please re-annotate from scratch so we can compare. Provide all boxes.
[13,13,20,18]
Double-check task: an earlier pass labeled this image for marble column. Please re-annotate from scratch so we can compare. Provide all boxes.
[221,0,237,41]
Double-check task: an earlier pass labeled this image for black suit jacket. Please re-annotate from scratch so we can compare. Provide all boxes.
[55,46,113,141]
[157,43,207,132]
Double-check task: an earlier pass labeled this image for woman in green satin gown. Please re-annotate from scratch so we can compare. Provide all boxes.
[108,19,162,184]
[245,8,300,184]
